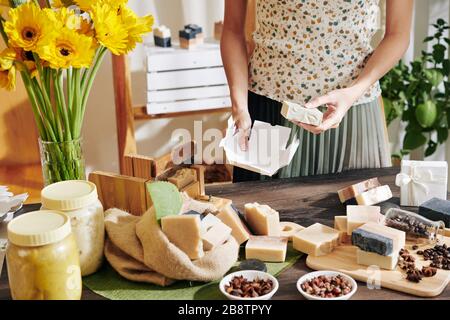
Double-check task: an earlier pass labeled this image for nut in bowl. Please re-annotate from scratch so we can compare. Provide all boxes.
[297,271,357,300]
[219,270,279,300]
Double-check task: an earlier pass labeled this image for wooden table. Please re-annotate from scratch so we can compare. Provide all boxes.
[1,167,449,300]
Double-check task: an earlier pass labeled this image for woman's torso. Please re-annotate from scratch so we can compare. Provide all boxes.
[249,0,381,105]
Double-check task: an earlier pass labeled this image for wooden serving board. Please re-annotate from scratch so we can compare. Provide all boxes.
[306,237,450,297]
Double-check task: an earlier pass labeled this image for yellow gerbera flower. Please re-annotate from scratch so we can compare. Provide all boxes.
[0,48,16,91]
[56,7,94,37]
[14,48,38,78]
[120,6,153,53]
[4,2,56,51]
[90,3,128,55]
[75,0,127,12]
[36,27,95,69]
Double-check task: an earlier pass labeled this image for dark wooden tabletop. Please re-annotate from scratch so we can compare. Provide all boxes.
[1,167,449,300]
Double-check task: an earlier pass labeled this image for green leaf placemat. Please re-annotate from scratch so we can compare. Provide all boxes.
[83,246,302,300]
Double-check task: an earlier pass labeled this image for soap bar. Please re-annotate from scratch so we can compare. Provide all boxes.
[154,25,171,47]
[279,221,304,242]
[356,249,399,270]
[337,178,381,204]
[168,168,197,189]
[334,216,351,244]
[200,213,221,233]
[346,205,382,235]
[202,221,232,251]
[419,197,450,228]
[245,236,288,262]
[292,223,340,256]
[281,101,323,126]
[216,204,251,245]
[244,202,280,236]
[181,192,218,214]
[352,222,405,256]
[355,185,393,205]
[161,215,204,260]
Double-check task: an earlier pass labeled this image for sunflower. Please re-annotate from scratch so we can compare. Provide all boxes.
[119,6,153,53]
[4,2,56,51]
[0,48,16,91]
[90,3,128,55]
[36,27,95,69]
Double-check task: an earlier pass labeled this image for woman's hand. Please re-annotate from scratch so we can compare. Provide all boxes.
[295,87,361,135]
[232,106,252,151]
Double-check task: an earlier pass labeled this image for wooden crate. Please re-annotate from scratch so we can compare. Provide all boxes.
[146,41,231,114]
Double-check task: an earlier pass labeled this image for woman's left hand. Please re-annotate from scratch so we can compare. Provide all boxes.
[294,87,361,134]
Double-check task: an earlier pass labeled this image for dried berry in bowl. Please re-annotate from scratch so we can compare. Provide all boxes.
[224,275,274,298]
[300,274,352,298]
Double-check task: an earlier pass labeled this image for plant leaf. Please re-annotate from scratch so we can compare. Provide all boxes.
[147,181,183,223]
[425,140,438,157]
[437,128,449,143]
[424,69,444,87]
[403,131,427,151]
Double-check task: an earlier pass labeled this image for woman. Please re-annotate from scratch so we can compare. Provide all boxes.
[221,0,413,182]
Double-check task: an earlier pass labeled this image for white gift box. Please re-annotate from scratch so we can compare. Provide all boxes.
[395,160,448,206]
[220,118,299,176]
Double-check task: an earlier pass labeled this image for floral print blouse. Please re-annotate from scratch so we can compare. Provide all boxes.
[249,0,382,106]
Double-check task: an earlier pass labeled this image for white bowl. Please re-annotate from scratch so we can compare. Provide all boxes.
[219,270,279,300]
[296,271,357,300]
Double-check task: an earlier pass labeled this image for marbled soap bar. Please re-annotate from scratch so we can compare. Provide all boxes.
[337,178,381,204]
[281,101,323,126]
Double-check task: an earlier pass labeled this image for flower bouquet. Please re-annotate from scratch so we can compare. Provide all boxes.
[0,0,153,185]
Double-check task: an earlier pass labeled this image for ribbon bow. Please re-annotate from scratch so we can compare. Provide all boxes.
[395,164,446,205]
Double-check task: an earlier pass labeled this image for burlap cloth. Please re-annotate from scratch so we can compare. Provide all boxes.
[104,208,240,286]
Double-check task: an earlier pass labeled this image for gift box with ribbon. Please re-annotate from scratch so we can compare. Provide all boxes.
[395,160,448,207]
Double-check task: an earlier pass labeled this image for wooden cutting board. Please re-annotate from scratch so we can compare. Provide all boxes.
[306,237,450,297]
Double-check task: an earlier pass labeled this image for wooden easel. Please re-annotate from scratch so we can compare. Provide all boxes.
[113,0,257,175]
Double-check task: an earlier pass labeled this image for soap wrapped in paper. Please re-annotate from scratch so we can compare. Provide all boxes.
[395,160,448,207]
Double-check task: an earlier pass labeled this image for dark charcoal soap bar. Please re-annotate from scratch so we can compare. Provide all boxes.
[351,228,394,256]
[419,197,450,228]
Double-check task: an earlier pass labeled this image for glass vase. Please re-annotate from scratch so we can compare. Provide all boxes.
[38,138,86,186]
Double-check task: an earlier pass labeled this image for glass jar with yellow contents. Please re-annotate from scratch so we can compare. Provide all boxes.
[6,210,82,300]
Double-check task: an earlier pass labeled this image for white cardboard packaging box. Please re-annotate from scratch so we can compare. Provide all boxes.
[220,118,299,176]
[395,160,448,206]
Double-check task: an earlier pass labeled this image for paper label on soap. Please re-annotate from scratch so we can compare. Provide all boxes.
[220,118,299,176]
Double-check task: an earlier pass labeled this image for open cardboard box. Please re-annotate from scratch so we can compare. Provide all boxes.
[220,118,299,176]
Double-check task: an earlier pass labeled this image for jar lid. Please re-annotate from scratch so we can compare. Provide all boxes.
[8,210,71,247]
[41,180,98,211]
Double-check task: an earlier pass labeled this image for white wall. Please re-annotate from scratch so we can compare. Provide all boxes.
[82,0,228,174]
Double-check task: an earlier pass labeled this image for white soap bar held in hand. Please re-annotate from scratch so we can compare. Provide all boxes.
[281,101,323,126]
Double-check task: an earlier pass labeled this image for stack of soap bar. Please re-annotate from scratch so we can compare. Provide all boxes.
[185,24,204,43]
[352,222,405,256]
[244,203,280,236]
[346,205,382,235]
[245,236,288,262]
[279,221,304,241]
[179,24,203,49]
[292,223,340,256]
[216,204,251,245]
[337,178,381,205]
[281,101,323,126]
[154,25,171,47]
[161,215,204,259]
[168,168,197,189]
[396,160,448,206]
[334,216,351,244]
[419,197,450,228]
[355,185,393,205]
[353,222,405,270]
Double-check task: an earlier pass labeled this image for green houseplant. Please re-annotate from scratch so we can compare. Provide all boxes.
[381,18,450,159]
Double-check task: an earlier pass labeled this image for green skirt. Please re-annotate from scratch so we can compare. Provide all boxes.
[232,91,392,182]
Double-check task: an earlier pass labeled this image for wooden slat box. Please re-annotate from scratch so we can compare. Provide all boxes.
[146,41,231,114]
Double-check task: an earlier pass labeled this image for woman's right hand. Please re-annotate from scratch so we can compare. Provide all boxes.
[232,107,252,151]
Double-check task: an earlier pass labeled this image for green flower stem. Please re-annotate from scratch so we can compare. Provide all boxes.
[54,69,72,141]
[71,68,82,139]
[67,67,74,119]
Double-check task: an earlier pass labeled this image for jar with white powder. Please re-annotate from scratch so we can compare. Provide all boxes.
[41,180,104,276]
